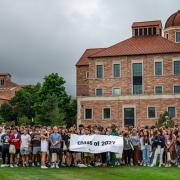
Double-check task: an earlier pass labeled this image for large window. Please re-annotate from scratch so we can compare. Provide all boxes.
[96,88,103,96]
[85,109,93,120]
[133,63,143,94]
[176,32,180,43]
[174,86,180,93]
[0,79,4,86]
[168,107,176,118]
[155,61,163,75]
[174,61,180,75]
[96,65,103,78]
[148,107,156,118]
[113,88,121,96]
[155,86,163,94]
[113,64,120,78]
[103,108,111,119]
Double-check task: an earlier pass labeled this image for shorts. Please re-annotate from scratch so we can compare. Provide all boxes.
[50,148,61,154]
[20,147,30,155]
[33,146,41,155]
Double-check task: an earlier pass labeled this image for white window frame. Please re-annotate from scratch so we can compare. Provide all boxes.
[173,85,180,94]
[175,31,180,43]
[154,85,163,94]
[167,106,176,119]
[84,108,93,120]
[112,62,121,78]
[122,105,136,128]
[172,58,180,75]
[147,106,157,119]
[95,88,103,96]
[112,87,121,96]
[154,59,163,76]
[102,107,111,120]
[96,63,104,79]
[131,60,144,95]
[85,72,89,79]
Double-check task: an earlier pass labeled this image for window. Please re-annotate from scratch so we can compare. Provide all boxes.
[133,85,142,94]
[96,88,103,96]
[96,65,103,78]
[168,107,176,118]
[153,27,156,35]
[148,28,152,35]
[86,72,89,79]
[144,28,147,36]
[113,64,120,78]
[103,108,111,119]
[113,88,121,96]
[148,107,156,118]
[174,86,180,93]
[166,33,169,39]
[133,63,143,94]
[174,61,180,75]
[135,29,138,36]
[155,61,163,75]
[155,86,163,94]
[176,32,180,43]
[0,79,4,86]
[139,28,143,36]
[85,109,92,120]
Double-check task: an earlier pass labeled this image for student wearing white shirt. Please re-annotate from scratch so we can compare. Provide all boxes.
[20,129,31,167]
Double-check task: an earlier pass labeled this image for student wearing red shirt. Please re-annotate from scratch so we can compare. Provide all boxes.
[9,127,21,167]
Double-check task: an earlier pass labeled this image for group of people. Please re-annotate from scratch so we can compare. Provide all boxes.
[0,124,180,169]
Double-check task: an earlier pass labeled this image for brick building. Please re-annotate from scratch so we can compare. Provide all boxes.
[76,11,180,128]
[0,73,24,106]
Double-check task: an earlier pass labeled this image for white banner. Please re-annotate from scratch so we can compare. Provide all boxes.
[69,134,123,154]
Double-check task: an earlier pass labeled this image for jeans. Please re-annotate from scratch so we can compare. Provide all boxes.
[143,145,150,165]
[177,145,180,166]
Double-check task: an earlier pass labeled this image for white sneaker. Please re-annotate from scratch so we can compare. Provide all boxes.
[51,164,55,168]
[41,166,48,169]
[10,164,14,168]
[77,163,87,168]
[150,164,154,167]
[1,164,8,168]
[55,163,59,168]
[14,164,18,168]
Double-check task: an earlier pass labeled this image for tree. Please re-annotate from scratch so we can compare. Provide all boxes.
[64,99,77,127]
[35,94,64,126]
[0,102,15,121]
[156,111,174,128]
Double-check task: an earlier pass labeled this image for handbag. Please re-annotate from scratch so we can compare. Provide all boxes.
[9,144,16,154]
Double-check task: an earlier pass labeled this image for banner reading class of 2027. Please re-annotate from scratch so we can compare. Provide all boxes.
[69,134,123,154]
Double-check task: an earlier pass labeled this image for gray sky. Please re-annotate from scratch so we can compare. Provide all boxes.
[0,0,179,97]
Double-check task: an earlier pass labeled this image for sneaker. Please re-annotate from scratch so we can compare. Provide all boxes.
[10,164,14,168]
[150,164,154,167]
[51,164,55,168]
[1,164,8,168]
[41,166,48,169]
[178,165,180,168]
[14,164,18,168]
[32,163,35,167]
[77,163,87,168]
[55,163,59,168]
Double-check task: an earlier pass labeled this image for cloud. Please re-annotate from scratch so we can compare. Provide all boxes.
[0,0,179,96]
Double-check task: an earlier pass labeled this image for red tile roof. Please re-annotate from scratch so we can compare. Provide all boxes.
[89,36,180,58]
[132,20,162,28]
[0,92,14,101]
[76,48,106,66]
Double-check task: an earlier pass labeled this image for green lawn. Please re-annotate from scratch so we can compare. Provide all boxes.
[0,167,179,180]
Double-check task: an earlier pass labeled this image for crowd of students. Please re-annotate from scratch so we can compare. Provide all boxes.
[0,124,180,169]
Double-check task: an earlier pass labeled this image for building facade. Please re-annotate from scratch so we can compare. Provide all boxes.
[76,11,180,128]
[0,73,24,106]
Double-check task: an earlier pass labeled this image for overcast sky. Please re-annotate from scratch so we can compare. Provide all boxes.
[0,0,179,97]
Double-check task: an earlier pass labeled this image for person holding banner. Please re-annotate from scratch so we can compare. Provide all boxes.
[109,125,119,167]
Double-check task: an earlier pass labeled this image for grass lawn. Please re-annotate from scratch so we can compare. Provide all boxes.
[0,167,179,180]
